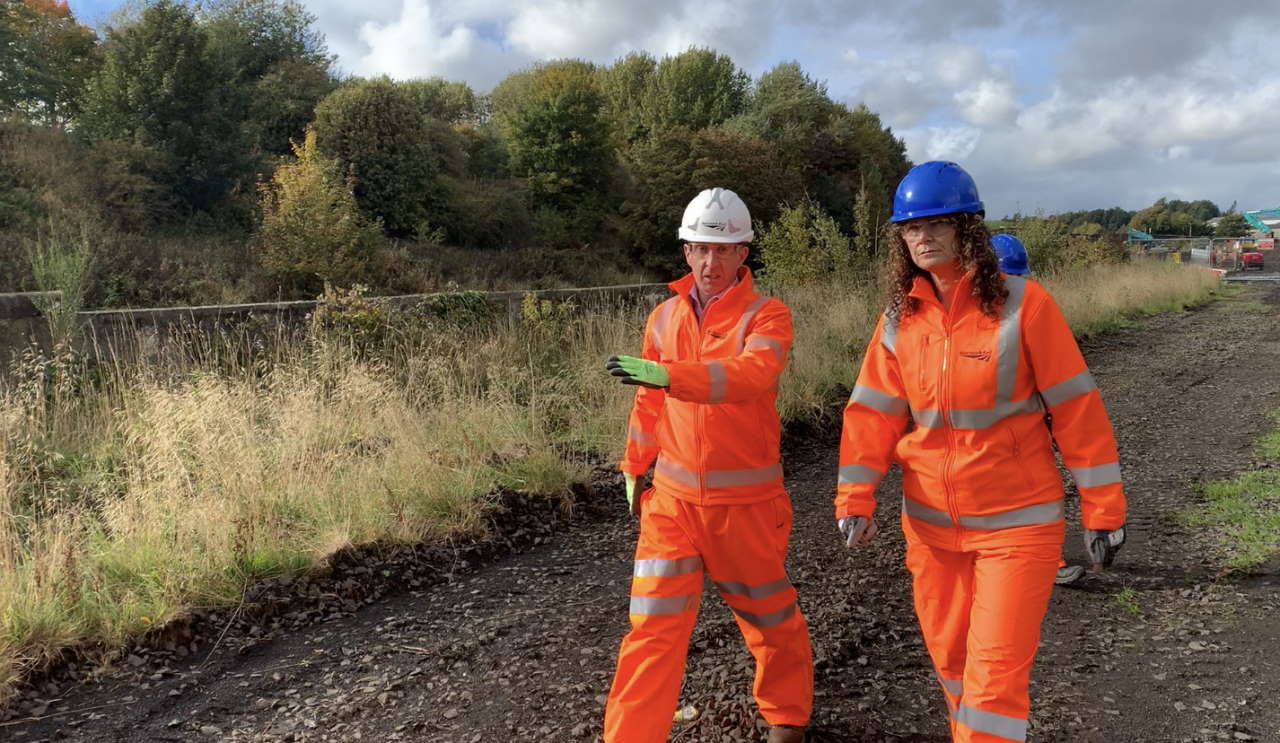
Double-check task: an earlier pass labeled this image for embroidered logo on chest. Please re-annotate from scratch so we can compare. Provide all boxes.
[959,350,992,362]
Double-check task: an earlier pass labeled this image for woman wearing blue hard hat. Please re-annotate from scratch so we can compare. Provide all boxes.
[835,161,1128,742]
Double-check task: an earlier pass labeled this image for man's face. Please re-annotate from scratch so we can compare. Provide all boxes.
[899,217,960,274]
[684,242,748,296]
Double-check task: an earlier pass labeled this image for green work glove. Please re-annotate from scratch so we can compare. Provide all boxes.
[606,355,669,389]
[624,473,640,518]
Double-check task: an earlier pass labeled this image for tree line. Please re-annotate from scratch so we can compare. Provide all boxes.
[1,0,912,304]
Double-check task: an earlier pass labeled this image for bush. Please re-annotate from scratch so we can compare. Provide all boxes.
[312,78,443,236]
[758,200,867,287]
[255,129,382,297]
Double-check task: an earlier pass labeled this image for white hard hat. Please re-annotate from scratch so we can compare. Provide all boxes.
[678,187,753,244]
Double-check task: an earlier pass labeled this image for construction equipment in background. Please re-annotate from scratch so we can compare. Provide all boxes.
[1242,208,1280,236]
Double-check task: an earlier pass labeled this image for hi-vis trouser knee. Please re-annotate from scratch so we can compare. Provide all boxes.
[906,530,1060,743]
[603,488,813,743]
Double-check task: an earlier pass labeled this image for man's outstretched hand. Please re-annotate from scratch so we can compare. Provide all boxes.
[606,355,669,389]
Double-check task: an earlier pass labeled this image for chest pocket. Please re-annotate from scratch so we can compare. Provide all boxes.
[949,319,1001,412]
[900,330,942,408]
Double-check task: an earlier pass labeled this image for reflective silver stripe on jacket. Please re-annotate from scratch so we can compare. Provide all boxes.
[628,426,656,447]
[948,396,1044,429]
[1069,461,1122,488]
[745,335,785,362]
[715,576,791,600]
[849,385,909,417]
[707,360,728,403]
[650,297,677,359]
[730,602,796,628]
[903,496,1064,530]
[630,594,699,615]
[1041,369,1097,407]
[901,496,954,527]
[913,409,944,428]
[633,556,703,577]
[732,297,771,353]
[881,311,899,354]
[838,464,883,485]
[997,277,1026,403]
[955,704,1027,741]
[656,456,783,490]
[938,676,963,696]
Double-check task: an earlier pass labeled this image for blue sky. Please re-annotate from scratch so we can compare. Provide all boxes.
[65,0,1280,220]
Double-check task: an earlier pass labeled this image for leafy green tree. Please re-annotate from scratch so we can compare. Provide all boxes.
[79,0,241,213]
[312,77,443,236]
[500,60,613,208]
[596,51,656,145]
[0,0,100,124]
[806,104,908,240]
[400,77,481,124]
[730,62,833,159]
[199,0,335,158]
[247,56,335,158]
[256,128,381,295]
[641,48,749,134]
[1214,212,1251,238]
[1130,199,1213,237]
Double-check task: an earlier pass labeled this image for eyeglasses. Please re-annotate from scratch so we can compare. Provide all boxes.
[899,218,954,239]
[685,243,744,259]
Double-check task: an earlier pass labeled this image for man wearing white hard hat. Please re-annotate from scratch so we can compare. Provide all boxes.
[602,188,813,743]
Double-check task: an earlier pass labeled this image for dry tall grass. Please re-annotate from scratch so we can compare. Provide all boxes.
[0,260,1223,704]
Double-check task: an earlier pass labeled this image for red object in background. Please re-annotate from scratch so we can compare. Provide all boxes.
[1257,238,1275,251]
[1242,252,1265,270]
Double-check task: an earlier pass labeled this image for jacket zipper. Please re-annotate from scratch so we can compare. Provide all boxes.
[939,296,962,544]
[696,299,709,504]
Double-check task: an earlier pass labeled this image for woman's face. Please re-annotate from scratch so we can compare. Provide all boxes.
[899,216,960,274]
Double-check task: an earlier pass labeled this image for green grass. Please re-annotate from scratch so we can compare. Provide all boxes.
[1182,410,1280,573]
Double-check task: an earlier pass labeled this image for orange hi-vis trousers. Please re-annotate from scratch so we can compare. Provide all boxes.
[905,520,1062,743]
[603,488,813,743]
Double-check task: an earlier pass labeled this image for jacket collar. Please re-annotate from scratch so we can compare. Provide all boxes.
[907,269,976,311]
[669,265,755,306]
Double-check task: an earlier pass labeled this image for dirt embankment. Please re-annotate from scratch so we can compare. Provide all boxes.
[7,283,1280,743]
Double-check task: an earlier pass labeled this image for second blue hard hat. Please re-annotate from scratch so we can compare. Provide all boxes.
[991,233,1029,275]
[891,161,984,223]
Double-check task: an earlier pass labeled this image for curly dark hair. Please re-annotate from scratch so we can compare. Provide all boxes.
[881,212,1007,320]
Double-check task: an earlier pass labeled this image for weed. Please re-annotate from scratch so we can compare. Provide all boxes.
[1114,586,1140,616]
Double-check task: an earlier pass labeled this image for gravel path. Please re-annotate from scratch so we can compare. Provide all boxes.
[7,282,1280,743]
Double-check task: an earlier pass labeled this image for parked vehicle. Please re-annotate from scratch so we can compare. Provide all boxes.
[1242,251,1265,271]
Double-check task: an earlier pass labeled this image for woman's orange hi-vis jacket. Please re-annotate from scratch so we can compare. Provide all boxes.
[836,272,1126,539]
[620,267,790,505]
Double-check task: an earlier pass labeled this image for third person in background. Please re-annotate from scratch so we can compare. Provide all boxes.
[991,232,1085,586]
[835,161,1128,742]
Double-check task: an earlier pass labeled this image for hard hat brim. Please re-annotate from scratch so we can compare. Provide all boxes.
[677,229,754,244]
[890,201,985,223]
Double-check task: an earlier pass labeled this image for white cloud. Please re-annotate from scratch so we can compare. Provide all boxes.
[955,78,1017,126]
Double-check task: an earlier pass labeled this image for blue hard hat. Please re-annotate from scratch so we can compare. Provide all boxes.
[891,161,984,223]
[991,233,1029,275]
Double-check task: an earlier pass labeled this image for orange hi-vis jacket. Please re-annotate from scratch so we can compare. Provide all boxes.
[620,267,791,506]
[836,273,1126,540]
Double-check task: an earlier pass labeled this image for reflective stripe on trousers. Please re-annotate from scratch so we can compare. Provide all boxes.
[604,490,812,742]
